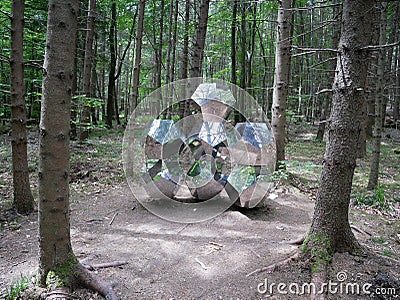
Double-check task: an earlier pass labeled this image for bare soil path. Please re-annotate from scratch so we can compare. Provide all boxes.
[2,183,399,299]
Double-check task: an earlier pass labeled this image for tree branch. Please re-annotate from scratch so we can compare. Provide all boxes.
[315,88,333,95]
[0,9,11,19]
[292,45,339,53]
[115,9,138,80]
[359,40,400,50]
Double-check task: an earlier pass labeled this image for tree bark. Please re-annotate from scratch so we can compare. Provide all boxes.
[39,0,79,281]
[179,0,190,81]
[131,0,145,113]
[106,0,117,128]
[381,2,398,127]
[165,0,174,85]
[306,0,374,256]
[364,4,381,147]
[368,3,387,190]
[239,2,246,90]
[170,0,179,83]
[189,0,210,78]
[79,0,96,140]
[10,0,34,215]
[316,0,340,142]
[395,53,400,122]
[39,1,117,298]
[230,0,237,85]
[271,0,293,170]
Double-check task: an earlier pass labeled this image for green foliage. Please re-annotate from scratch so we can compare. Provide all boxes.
[382,248,396,258]
[353,183,390,212]
[370,236,387,244]
[287,159,318,174]
[4,274,29,300]
[270,161,289,182]
[72,95,104,108]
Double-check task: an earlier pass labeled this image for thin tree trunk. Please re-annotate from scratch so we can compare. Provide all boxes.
[230,0,237,85]
[239,2,246,90]
[271,0,293,170]
[189,0,210,78]
[247,3,257,92]
[316,0,339,141]
[80,0,96,140]
[157,0,164,89]
[91,36,98,125]
[381,2,398,126]
[178,0,192,119]
[368,3,387,190]
[306,0,374,255]
[395,53,400,122]
[179,0,190,81]
[70,31,79,139]
[131,0,145,113]
[165,0,174,85]
[10,0,34,214]
[106,0,117,128]
[170,0,179,83]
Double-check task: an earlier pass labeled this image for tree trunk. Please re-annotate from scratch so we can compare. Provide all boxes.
[39,1,117,298]
[364,4,381,146]
[189,0,210,78]
[230,0,237,85]
[316,0,340,141]
[306,0,374,256]
[39,0,78,282]
[170,0,179,83]
[381,2,398,127]
[368,3,387,190]
[271,0,293,170]
[395,53,400,122]
[79,0,96,140]
[157,0,164,89]
[178,0,191,119]
[247,3,257,92]
[239,2,246,90]
[179,0,190,81]
[165,0,174,85]
[10,0,34,215]
[131,0,145,113]
[106,0,116,128]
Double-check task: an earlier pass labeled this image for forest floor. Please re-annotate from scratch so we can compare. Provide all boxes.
[0,123,399,299]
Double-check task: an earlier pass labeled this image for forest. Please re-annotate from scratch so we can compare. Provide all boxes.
[0,0,399,299]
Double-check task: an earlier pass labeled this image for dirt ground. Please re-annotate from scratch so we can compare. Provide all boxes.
[1,182,399,299]
[1,126,399,299]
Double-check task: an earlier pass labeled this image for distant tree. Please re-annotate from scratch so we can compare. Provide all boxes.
[230,0,237,85]
[131,0,146,113]
[106,0,117,128]
[39,0,117,297]
[80,0,96,140]
[395,52,400,122]
[315,0,340,142]
[303,0,374,287]
[189,0,211,78]
[179,0,190,81]
[271,0,293,170]
[10,0,34,214]
[368,3,387,190]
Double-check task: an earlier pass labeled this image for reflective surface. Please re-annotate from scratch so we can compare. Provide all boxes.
[123,78,276,223]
